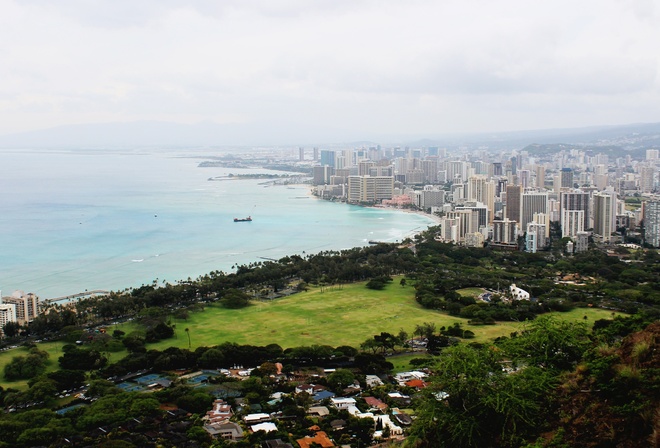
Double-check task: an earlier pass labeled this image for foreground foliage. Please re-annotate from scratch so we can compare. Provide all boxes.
[405,314,659,448]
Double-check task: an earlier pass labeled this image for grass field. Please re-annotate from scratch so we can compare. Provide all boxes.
[0,281,627,388]
[147,281,468,351]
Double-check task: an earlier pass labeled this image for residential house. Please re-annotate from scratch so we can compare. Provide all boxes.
[296,430,335,448]
[205,399,233,424]
[203,422,244,441]
[363,397,388,413]
[251,422,278,433]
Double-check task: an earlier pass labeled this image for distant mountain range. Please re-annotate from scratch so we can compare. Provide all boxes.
[0,120,659,149]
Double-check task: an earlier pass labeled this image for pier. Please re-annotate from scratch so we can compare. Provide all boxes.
[43,290,110,305]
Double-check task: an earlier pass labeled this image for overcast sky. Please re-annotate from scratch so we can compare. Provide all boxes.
[1,0,658,140]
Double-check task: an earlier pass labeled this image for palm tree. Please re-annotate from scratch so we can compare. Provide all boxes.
[185,327,191,348]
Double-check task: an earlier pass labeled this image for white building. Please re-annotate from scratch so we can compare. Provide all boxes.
[330,397,357,410]
[509,284,530,301]
[347,175,394,203]
[0,303,17,334]
[525,221,547,253]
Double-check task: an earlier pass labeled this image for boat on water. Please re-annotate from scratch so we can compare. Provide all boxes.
[234,216,252,222]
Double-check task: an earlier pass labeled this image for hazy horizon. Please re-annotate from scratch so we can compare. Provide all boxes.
[1,1,658,145]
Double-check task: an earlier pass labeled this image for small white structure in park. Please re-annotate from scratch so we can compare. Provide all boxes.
[509,284,530,301]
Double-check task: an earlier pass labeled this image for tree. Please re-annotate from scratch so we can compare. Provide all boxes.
[198,348,225,368]
[145,321,174,342]
[2,321,21,338]
[327,369,356,391]
[122,331,146,353]
[185,327,191,349]
[24,379,58,404]
[501,315,590,371]
[44,369,86,391]
[58,348,107,371]
[406,344,556,448]
[219,289,251,309]
[414,322,437,340]
[3,348,49,380]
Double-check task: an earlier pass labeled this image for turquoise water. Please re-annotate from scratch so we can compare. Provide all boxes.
[0,148,435,299]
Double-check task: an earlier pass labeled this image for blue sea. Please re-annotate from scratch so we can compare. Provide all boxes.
[0,148,435,299]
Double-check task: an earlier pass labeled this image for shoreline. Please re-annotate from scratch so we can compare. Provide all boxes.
[305,187,441,224]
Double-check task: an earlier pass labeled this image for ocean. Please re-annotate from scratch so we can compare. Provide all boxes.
[0,148,436,299]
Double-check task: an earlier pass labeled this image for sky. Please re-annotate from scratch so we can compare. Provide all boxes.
[0,0,658,141]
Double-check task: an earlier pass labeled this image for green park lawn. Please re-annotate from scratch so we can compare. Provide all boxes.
[147,281,468,351]
[146,281,626,349]
[0,280,628,388]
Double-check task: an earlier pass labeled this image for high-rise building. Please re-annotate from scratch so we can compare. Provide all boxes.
[313,147,319,161]
[521,191,548,231]
[535,165,546,189]
[455,202,489,229]
[526,222,547,253]
[493,219,517,245]
[639,166,655,193]
[2,292,39,324]
[446,161,467,182]
[421,159,438,183]
[561,209,585,238]
[560,168,574,189]
[518,170,530,189]
[532,212,551,238]
[593,191,617,243]
[312,166,334,185]
[358,160,375,176]
[646,149,659,161]
[405,169,425,185]
[560,190,590,233]
[467,176,495,223]
[505,185,522,224]
[320,150,336,167]
[643,200,660,248]
[299,147,305,161]
[415,186,445,209]
[347,176,394,203]
[0,304,17,334]
[446,209,480,242]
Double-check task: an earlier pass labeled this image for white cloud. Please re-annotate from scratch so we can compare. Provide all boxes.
[0,0,658,138]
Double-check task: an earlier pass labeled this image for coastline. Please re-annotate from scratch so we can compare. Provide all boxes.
[304,185,441,225]
[304,184,440,241]
[382,206,442,225]
[2,153,439,300]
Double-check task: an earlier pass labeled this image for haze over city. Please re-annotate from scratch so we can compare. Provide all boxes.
[1,0,659,146]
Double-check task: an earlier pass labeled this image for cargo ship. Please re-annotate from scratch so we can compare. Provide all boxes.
[233,216,252,222]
